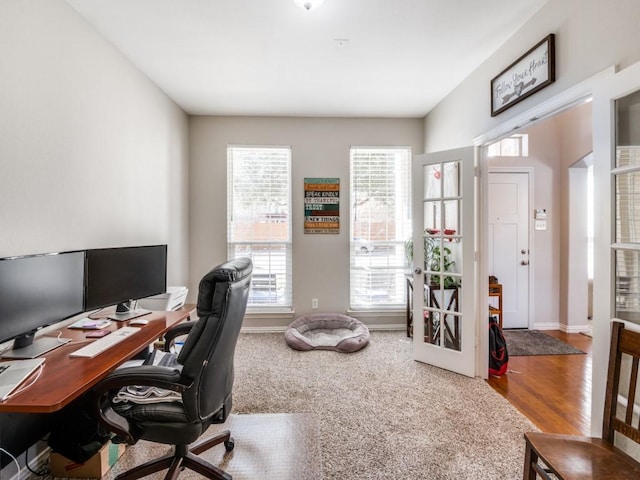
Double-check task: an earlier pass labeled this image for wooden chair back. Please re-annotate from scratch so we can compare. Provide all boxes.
[522,321,640,479]
[603,320,640,446]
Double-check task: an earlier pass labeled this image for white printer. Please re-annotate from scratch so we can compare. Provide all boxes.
[138,286,188,311]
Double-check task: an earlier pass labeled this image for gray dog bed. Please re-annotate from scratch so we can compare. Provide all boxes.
[285,313,369,353]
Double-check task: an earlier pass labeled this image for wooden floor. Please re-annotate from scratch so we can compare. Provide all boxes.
[487,330,592,435]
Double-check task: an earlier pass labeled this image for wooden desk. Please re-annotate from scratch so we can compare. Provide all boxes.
[0,307,193,414]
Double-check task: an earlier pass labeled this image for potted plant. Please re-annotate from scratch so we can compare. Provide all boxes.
[404,234,459,288]
[425,239,458,288]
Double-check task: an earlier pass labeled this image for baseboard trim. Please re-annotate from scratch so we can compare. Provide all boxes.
[559,324,590,334]
[531,322,560,330]
[531,322,590,334]
[241,324,406,334]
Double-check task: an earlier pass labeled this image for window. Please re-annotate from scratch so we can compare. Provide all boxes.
[487,134,529,157]
[227,146,292,310]
[350,147,411,308]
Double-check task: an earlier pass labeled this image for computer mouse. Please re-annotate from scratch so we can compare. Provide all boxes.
[129,318,149,326]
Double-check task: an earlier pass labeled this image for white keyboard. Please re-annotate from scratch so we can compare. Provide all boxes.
[70,327,141,358]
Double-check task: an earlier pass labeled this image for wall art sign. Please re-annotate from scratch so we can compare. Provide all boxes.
[491,34,555,117]
[304,178,339,234]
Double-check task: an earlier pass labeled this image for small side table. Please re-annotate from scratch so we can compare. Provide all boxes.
[489,283,503,328]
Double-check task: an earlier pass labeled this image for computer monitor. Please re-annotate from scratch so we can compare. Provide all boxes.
[0,251,85,358]
[85,245,167,321]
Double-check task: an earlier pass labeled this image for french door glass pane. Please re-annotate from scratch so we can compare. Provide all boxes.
[615,249,640,321]
[615,171,640,243]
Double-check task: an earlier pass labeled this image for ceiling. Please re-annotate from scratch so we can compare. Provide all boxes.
[66,0,548,118]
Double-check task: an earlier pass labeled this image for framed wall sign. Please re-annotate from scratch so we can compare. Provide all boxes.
[491,34,555,116]
[304,178,340,234]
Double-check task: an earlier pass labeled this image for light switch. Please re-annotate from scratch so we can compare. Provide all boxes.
[535,219,547,230]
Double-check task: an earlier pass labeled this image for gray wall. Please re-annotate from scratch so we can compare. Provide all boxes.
[424,0,640,152]
[0,0,189,468]
[0,0,189,278]
[189,116,424,328]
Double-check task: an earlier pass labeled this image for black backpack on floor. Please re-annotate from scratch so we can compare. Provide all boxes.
[489,315,508,376]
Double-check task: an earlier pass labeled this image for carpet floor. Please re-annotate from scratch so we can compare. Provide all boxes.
[230,330,537,479]
[503,330,585,356]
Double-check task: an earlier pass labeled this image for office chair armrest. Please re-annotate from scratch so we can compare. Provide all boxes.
[163,321,196,352]
[97,365,192,392]
[91,365,194,444]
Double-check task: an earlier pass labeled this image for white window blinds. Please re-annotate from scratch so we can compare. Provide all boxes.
[227,146,292,310]
[350,147,412,308]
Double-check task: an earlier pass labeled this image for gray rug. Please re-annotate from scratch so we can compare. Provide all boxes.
[232,330,538,479]
[503,330,585,356]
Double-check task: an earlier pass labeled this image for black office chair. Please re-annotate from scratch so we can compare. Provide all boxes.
[91,258,252,480]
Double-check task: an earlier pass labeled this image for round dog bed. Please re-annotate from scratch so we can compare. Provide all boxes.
[285,313,369,353]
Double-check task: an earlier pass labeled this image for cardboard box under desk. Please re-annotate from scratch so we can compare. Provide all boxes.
[49,440,125,479]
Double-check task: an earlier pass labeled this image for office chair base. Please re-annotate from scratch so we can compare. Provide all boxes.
[115,430,234,480]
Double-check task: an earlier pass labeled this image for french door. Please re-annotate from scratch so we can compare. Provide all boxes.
[592,60,640,434]
[412,147,476,377]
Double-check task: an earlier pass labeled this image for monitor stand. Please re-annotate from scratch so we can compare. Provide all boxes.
[107,309,151,322]
[2,337,72,359]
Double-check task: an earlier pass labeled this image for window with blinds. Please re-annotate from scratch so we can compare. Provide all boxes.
[227,146,292,310]
[350,147,412,309]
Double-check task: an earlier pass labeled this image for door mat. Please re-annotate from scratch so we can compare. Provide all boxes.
[503,330,585,356]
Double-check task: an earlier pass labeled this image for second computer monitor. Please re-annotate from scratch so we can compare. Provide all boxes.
[85,245,167,320]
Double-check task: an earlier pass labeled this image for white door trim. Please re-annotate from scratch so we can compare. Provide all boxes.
[488,167,534,330]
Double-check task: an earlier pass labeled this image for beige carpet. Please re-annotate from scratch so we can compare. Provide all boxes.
[231,330,538,480]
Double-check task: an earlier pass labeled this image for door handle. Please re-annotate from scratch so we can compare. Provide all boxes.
[520,260,529,266]
[414,268,423,274]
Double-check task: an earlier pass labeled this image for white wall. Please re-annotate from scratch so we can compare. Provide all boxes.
[0,0,189,285]
[557,103,593,330]
[189,116,424,328]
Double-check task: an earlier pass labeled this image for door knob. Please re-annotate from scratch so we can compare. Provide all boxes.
[521,249,527,254]
[520,260,529,266]
[414,267,423,274]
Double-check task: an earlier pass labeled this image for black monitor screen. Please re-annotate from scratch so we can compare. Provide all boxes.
[85,245,167,310]
[0,251,85,346]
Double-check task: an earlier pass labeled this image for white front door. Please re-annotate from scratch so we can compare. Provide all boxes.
[488,171,530,328]
[412,147,475,377]
[592,60,640,434]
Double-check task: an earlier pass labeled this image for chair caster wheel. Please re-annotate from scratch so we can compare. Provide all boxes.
[224,438,235,452]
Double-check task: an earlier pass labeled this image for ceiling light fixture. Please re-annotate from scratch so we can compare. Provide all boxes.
[294,0,325,11]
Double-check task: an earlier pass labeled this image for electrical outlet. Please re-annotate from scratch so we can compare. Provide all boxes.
[312,298,319,309]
